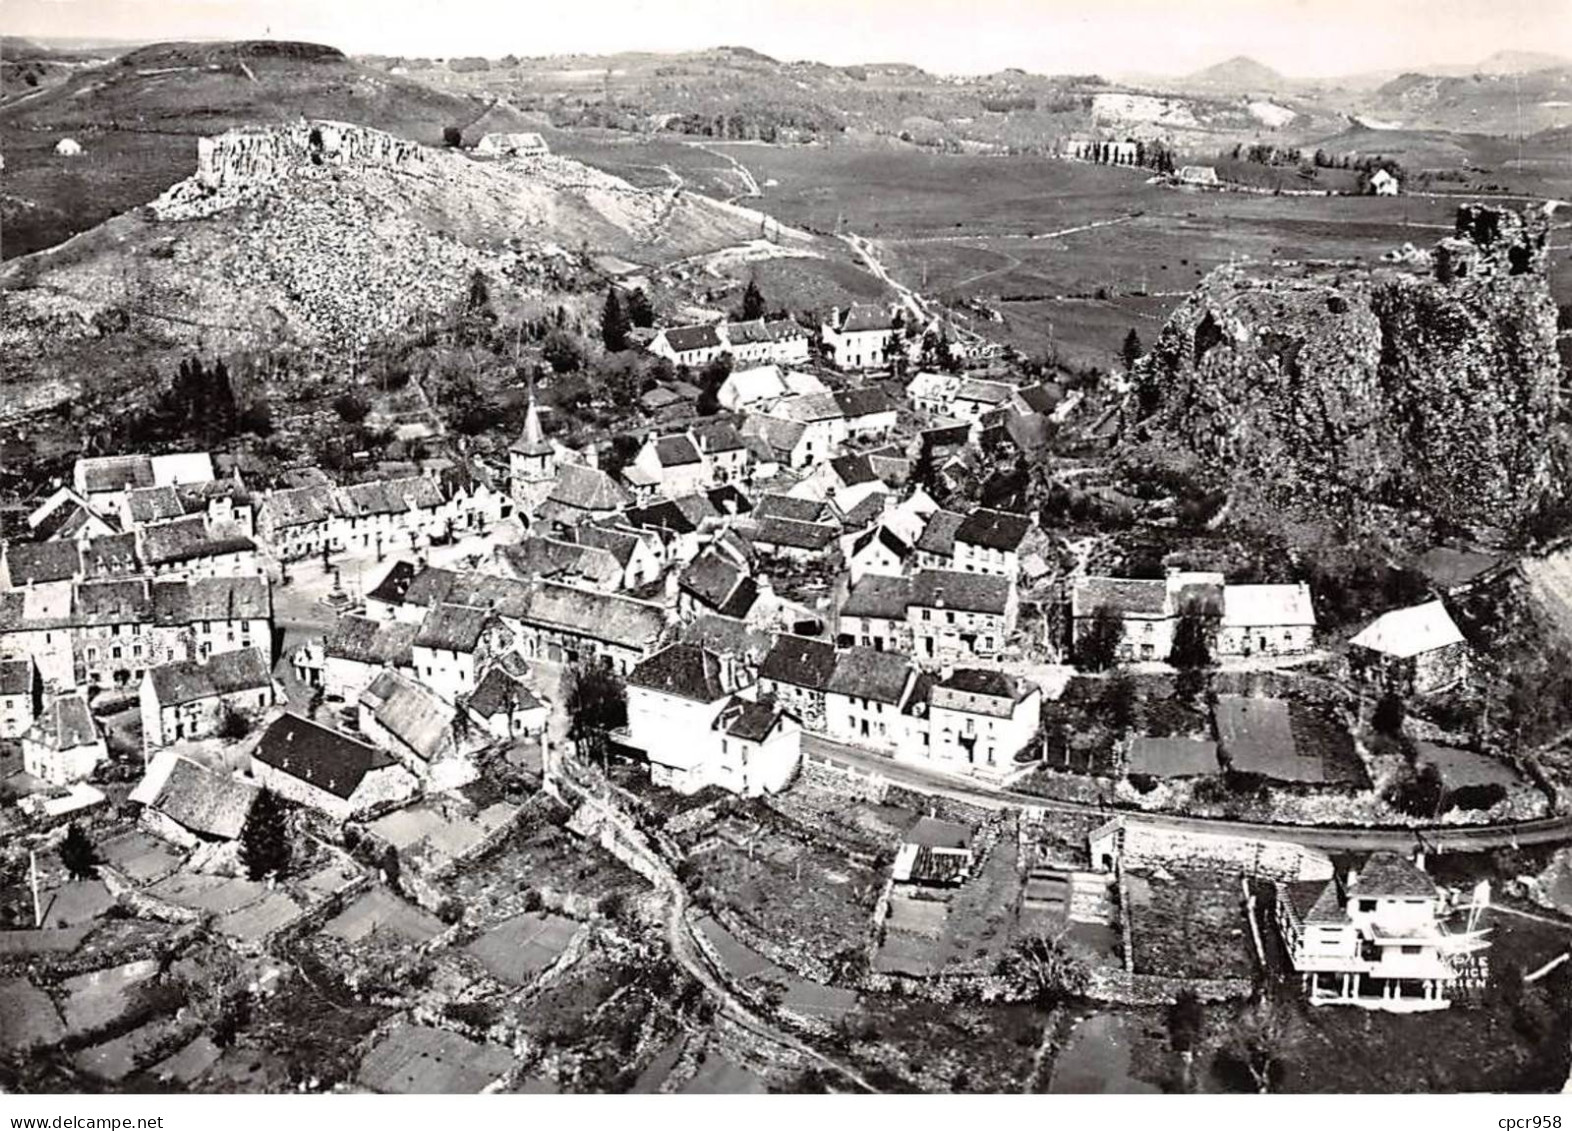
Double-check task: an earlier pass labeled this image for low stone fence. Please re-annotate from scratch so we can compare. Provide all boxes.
[801,755,889,803]
[1086,966,1253,1006]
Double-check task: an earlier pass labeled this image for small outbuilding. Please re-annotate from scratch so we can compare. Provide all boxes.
[55,138,83,157]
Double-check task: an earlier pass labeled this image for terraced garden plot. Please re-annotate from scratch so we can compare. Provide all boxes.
[0,977,65,1053]
[149,1034,222,1087]
[72,1019,182,1082]
[98,830,182,885]
[148,873,269,915]
[56,960,160,1036]
[34,880,115,929]
[1124,869,1253,980]
[464,911,580,985]
[357,1023,514,1094]
[323,888,443,946]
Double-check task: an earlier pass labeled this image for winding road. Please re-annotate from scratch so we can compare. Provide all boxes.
[803,734,1572,854]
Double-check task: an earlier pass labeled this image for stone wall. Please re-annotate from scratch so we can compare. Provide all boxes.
[195,120,427,193]
[800,753,890,803]
[1098,817,1334,882]
[1086,966,1253,1006]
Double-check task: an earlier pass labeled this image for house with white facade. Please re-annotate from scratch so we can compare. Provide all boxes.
[464,665,548,742]
[918,668,1041,777]
[821,305,900,371]
[23,693,106,786]
[139,647,275,749]
[323,615,419,703]
[648,324,726,368]
[629,432,713,498]
[256,484,340,562]
[249,713,417,822]
[0,658,41,739]
[953,508,1033,578]
[358,668,486,791]
[907,371,961,417]
[1217,583,1317,657]
[1275,851,1485,1012]
[823,646,916,755]
[411,603,491,703]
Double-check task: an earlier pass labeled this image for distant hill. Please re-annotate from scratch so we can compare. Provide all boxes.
[1475,49,1572,74]
[0,39,488,258]
[1182,55,1291,91]
[1365,66,1572,133]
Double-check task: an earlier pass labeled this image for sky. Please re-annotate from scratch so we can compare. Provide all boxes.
[9,0,1572,77]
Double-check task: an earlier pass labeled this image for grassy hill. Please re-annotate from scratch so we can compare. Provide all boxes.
[0,40,489,258]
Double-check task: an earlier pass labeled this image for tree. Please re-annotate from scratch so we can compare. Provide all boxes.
[238,789,292,882]
[542,329,583,374]
[1169,611,1213,670]
[565,662,628,767]
[1076,605,1125,671]
[741,279,766,321]
[1385,759,1444,819]
[696,354,732,416]
[1214,999,1286,1093]
[1101,670,1138,732]
[997,930,1089,1004]
[443,125,462,147]
[333,391,371,424]
[1121,328,1144,372]
[600,286,631,353]
[59,823,100,880]
[625,287,655,328]
[1373,690,1406,736]
[1167,989,1204,1054]
[217,706,252,740]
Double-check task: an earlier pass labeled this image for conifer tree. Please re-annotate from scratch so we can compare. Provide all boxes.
[239,789,292,882]
[601,286,631,352]
[60,823,100,881]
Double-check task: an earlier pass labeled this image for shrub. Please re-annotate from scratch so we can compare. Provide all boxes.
[332,391,371,424]
[598,891,627,920]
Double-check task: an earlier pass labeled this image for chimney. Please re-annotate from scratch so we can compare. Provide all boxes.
[934,585,945,609]
[830,306,841,330]
[584,444,599,470]
[940,661,954,681]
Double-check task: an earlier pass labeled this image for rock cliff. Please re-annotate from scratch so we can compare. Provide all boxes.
[1132,204,1563,542]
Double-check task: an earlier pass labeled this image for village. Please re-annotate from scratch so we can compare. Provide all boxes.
[3,203,1572,1096]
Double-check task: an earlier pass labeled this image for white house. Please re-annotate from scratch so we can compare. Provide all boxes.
[1369,168,1400,196]
[1217,583,1317,658]
[907,371,961,416]
[23,693,106,786]
[476,131,548,157]
[821,305,900,372]
[1275,851,1485,1012]
[918,668,1042,777]
[411,603,491,703]
[952,508,1033,578]
[907,569,1017,664]
[718,364,789,413]
[630,432,713,498]
[465,665,548,742]
[0,658,41,739]
[823,646,916,754]
[648,324,726,368]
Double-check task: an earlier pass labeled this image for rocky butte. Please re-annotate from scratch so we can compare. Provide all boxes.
[1131,204,1563,544]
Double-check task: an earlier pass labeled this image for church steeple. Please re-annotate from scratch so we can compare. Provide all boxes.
[509,376,556,507]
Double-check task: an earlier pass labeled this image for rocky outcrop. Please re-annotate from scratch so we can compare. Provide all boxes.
[1134,204,1562,541]
[195,119,427,192]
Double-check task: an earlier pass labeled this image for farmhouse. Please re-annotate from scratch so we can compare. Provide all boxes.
[256,485,340,561]
[758,634,837,732]
[23,694,106,786]
[824,646,916,754]
[138,516,260,579]
[1217,583,1317,657]
[907,569,1016,663]
[250,714,418,822]
[411,603,492,702]
[358,668,484,791]
[840,574,914,652]
[139,647,275,749]
[953,508,1033,578]
[130,752,259,847]
[1369,168,1400,196]
[323,615,419,703]
[906,371,961,416]
[1348,600,1469,694]
[630,431,713,497]
[648,324,726,368]
[465,665,547,742]
[833,387,899,441]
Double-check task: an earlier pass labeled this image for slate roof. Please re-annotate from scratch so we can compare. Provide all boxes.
[547,463,632,513]
[467,667,541,718]
[147,648,272,708]
[139,516,255,566]
[1349,600,1466,659]
[839,492,889,532]
[706,484,753,515]
[1281,880,1350,925]
[826,646,911,705]
[367,560,419,607]
[720,365,786,405]
[0,658,35,698]
[830,454,880,488]
[360,670,457,763]
[908,569,1011,615]
[772,392,844,424]
[718,697,782,742]
[624,499,700,535]
[527,582,666,650]
[261,484,340,530]
[1127,736,1220,778]
[499,538,620,587]
[692,420,746,454]
[752,517,838,552]
[577,525,643,568]
[760,634,837,691]
[741,414,807,457]
[655,434,704,467]
[73,579,152,626]
[338,476,443,518]
[125,486,185,525]
[833,386,897,420]
[628,643,737,702]
[956,508,1032,552]
[1014,383,1061,415]
[78,455,155,494]
[1347,852,1438,899]
[325,615,419,667]
[755,494,833,524]
[834,304,897,334]
[414,603,490,653]
[1072,576,1167,618]
[915,510,965,557]
[6,541,81,585]
[253,714,397,801]
[723,318,773,345]
[149,756,259,840]
[953,379,1014,406]
[842,574,911,620]
[679,553,753,616]
[80,533,140,579]
[152,576,271,625]
[31,694,98,752]
[768,319,809,341]
[660,324,723,353]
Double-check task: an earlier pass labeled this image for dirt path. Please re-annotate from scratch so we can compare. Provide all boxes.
[840,231,929,322]
[686,142,762,203]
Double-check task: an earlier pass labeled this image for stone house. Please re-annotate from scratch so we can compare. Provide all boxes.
[249,713,418,822]
[138,515,260,580]
[130,751,259,848]
[758,634,838,733]
[647,323,726,368]
[691,420,750,484]
[918,668,1041,777]
[410,603,492,703]
[73,452,214,517]
[906,371,961,416]
[464,665,547,742]
[839,574,914,653]
[824,646,917,754]
[577,524,665,590]
[358,668,486,791]
[23,693,105,786]
[1217,583,1317,657]
[0,657,41,739]
[952,508,1033,578]
[323,615,419,703]
[629,431,713,498]
[256,484,341,562]
[833,386,900,441]
[907,569,1016,664]
[139,647,275,749]
[1348,600,1470,694]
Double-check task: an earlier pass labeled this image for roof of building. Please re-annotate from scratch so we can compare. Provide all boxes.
[499,538,621,588]
[1281,879,1350,925]
[466,666,542,719]
[1347,852,1437,899]
[717,696,783,742]
[1072,576,1167,618]
[724,318,773,345]
[71,579,151,626]
[906,815,973,851]
[125,485,185,525]
[706,484,753,517]
[842,574,911,621]
[1414,547,1502,591]
[80,532,140,579]
[754,494,832,524]
[414,603,490,653]
[152,576,271,625]
[628,643,740,702]
[1222,583,1316,629]
[838,491,888,532]
[833,304,897,334]
[760,634,837,691]
[361,669,458,763]
[338,476,444,519]
[1127,736,1221,778]
[576,524,643,568]
[139,516,256,565]
[720,365,786,405]
[0,657,35,697]
[510,396,553,457]
[682,614,775,665]
[829,454,880,489]
[914,510,965,557]
[325,615,419,667]
[253,714,397,800]
[907,371,960,400]
[935,667,1032,703]
[679,553,754,616]
[1349,600,1466,660]
[660,324,723,353]
[768,318,809,341]
[1014,383,1061,415]
[956,508,1032,553]
[908,569,1010,615]
[954,379,1014,406]
[527,582,667,650]
[654,433,704,468]
[826,646,911,705]
[692,419,746,454]
[367,560,420,607]
[772,391,844,425]
[30,694,98,752]
[6,541,81,585]
[149,755,259,840]
[547,463,632,513]
[752,516,839,552]
[833,386,898,420]
[148,647,272,708]
[261,484,340,530]
[77,455,155,494]
[741,413,808,457]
